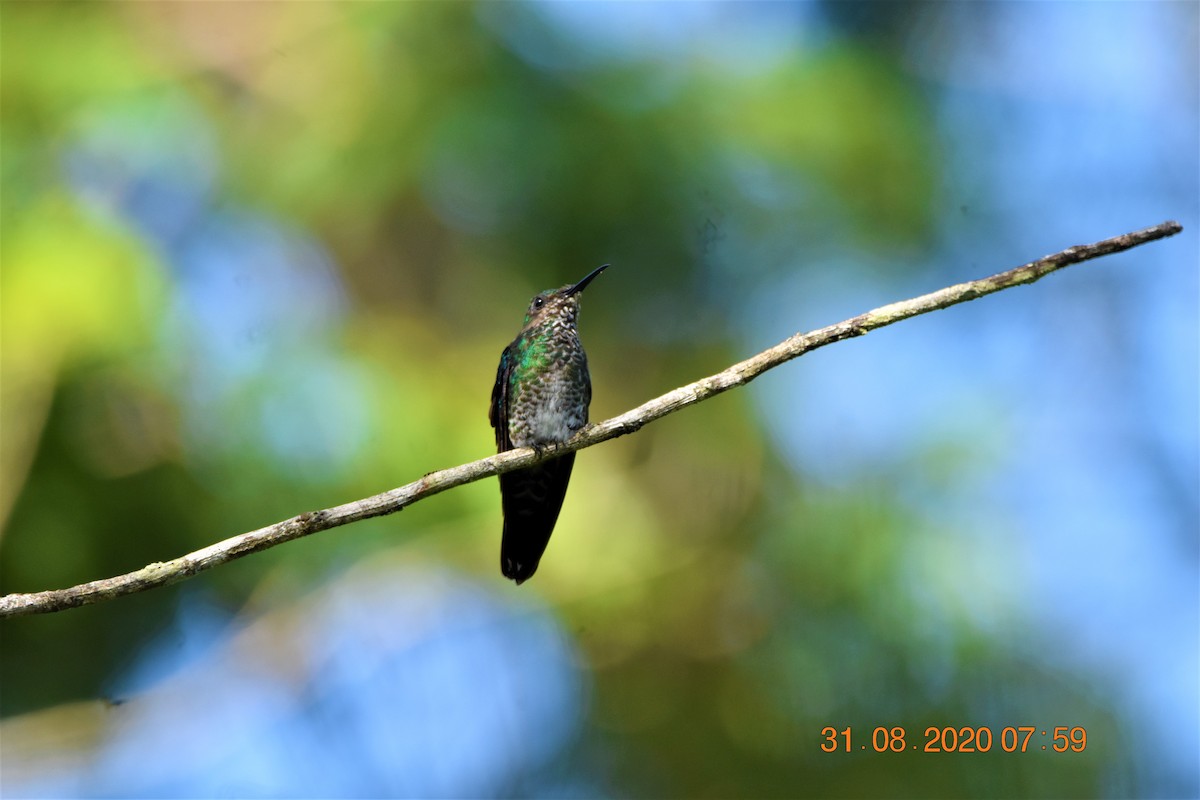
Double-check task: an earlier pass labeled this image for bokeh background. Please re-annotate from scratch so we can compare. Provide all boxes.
[2,2,1197,798]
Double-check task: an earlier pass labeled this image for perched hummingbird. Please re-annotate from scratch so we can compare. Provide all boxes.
[490,264,609,584]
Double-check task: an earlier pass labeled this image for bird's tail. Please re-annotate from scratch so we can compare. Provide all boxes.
[499,453,576,584]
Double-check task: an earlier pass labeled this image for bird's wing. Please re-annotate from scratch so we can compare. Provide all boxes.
[489,345,515,452]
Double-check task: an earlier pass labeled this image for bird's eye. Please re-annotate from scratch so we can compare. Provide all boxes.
[533,297,545,309]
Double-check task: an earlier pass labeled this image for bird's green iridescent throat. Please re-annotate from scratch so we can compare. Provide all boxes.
[509,332,562,403]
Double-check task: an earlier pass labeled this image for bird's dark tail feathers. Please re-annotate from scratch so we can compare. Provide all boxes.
[499,454,576,584]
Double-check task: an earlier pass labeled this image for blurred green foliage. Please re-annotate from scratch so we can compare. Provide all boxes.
[1,2,1143,797]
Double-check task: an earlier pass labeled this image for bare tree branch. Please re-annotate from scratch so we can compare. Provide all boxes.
[0,220,1183,618]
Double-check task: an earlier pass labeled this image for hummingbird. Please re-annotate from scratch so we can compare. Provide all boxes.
[490,264,609,584]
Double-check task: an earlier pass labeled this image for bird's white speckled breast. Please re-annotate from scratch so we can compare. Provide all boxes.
[508,345,590,447]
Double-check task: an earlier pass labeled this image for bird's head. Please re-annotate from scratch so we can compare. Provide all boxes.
[521,264,609,330]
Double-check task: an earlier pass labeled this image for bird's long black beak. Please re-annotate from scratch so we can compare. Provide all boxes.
[564,264,609,296]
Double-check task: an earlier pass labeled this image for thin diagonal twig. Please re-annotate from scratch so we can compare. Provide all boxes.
[0,220,1183,618]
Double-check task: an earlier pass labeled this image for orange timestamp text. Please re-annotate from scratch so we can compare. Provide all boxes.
[820,726,1087,753]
